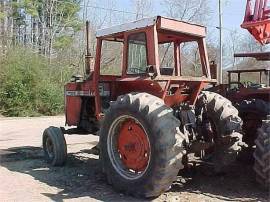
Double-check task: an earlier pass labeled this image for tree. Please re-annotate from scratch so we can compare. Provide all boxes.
[2,0,82,59]
[0,1,6,54]
[131,0,152,20]
[162,0,211,24]
[224,30,268,70]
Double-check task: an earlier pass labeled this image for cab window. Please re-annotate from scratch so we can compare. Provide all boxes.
[127,32,147,74]
[100,40,123,75]
[180,41,203,77]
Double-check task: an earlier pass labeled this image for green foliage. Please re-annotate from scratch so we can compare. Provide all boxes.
[0,48,74,117]
[22,0,39,17]
[19,0,82,31]
[0,11,6,20]
[35,82,64,115]
[54,36,73,50]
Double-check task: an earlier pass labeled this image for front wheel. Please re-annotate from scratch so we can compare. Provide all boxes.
[100,93,186,198]
[43,126,67,166]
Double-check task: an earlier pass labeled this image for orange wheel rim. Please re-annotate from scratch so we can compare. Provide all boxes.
[117,119,150,172]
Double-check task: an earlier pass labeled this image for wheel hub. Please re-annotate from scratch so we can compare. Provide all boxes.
[117,119,150,172]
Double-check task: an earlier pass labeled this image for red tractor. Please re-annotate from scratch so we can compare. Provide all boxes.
[211,66,270,143]
[210,61,270,189]
[225,67,269,149]
[42,16,244,197]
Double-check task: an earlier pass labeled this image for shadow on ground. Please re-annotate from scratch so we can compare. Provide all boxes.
[172,162,268,202]
[0,146,268,202]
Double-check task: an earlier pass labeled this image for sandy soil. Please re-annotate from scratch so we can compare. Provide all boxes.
[0,116,269,202]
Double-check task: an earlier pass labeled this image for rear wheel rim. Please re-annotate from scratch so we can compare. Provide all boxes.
[107,115,151,180]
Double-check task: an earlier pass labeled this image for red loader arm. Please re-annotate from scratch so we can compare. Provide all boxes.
[241,0,270,44]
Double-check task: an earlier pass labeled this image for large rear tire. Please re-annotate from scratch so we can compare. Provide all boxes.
[43,126,67,166]
[239,99,270,146]
[197,91,243,172]
[253,117,270,189]
[100,93,186,198]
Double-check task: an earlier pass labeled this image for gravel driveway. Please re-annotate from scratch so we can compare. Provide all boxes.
[0,116,268,201]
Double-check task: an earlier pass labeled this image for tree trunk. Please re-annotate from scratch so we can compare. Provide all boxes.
[0,0,7,54]
[31,17,37,49]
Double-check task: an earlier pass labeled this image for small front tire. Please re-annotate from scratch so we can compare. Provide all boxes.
[43,126,67,166]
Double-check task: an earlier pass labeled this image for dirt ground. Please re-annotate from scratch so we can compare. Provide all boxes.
[0,116,269,202]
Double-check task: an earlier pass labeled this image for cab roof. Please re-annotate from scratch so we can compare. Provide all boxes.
[227,68,270,73]
[96,16,206,41]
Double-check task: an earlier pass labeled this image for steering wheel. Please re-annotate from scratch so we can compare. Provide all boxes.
[128,67,146,74]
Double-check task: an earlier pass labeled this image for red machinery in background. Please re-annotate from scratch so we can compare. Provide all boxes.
[209,0,270,189]
[242,0,270,44]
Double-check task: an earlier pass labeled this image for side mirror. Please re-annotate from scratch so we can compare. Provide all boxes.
[210,61,217,79]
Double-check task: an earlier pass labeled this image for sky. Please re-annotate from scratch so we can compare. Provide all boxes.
[85,0,248,39]
[82,0,267,53]
[84,0,246,26]
[208,0,248,45]
[81,0,269,68]
[211,0,247,34]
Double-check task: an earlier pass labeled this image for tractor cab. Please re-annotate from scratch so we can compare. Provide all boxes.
[94,16,212,79]
[222,68,270,103]
[227,68,270,89]
[65,16,216,128]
